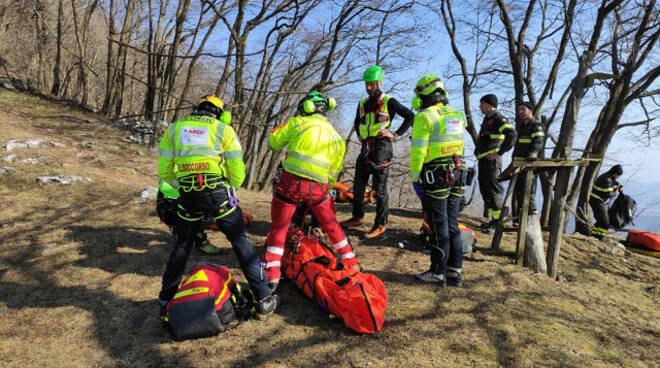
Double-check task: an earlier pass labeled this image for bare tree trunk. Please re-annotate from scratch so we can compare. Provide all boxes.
[51,0,64,96]
[103,0,134,117]
[161,0,191,121]
[575,0,659,234]
[34,0,48,92]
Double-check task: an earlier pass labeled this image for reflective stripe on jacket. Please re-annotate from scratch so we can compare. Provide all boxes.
[159,179,180,199]
[358,94,391,140]
[590,172,619,201]
[269,114,345,185]
[410,103,466,182]
[512,120,545,160]
[475,111,516,159]
[158,114,245,189]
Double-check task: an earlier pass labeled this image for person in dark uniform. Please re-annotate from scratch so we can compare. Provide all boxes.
[511,102,545,221]
[341,65,415,239]
[589,164,624,239]
[475,94,516,233]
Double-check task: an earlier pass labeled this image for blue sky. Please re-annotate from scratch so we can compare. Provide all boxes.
[191,1,659,182]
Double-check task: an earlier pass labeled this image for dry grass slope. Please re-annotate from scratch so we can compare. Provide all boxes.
[0,89,658,368]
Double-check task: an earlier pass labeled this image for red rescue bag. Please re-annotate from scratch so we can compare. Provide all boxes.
[166,263,238,340]
[282,233,387,334]
[626,230,660,251]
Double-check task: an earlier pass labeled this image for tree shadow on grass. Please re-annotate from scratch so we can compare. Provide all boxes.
[0,242,195,368]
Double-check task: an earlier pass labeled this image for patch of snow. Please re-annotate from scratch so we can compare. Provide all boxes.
[21,157,41,164]
[5,140,27,151]
[36,175,93,185]
[134,187,158,204]
[5,138,62,151]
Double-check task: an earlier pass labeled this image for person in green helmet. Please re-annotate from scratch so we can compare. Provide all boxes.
[156,179,221,255]
[341,65,415,239]
[410,75,467,287]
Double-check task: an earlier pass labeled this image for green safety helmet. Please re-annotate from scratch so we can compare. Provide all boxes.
[298,91,337,115]
[363,65,384,82]
[411,75,447,110]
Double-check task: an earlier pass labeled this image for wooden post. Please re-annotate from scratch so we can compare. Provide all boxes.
[547,166,572,278]
[515,169,533,263]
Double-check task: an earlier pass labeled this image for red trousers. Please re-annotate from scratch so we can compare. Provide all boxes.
[265,171,358,281]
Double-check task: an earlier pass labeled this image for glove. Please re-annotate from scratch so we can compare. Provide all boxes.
[412,182,425,200]
[228,186,239,207]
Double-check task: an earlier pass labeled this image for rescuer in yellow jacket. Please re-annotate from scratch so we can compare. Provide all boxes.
[157,95,277,323]
[409,75,467,288]
[265,91,359,292]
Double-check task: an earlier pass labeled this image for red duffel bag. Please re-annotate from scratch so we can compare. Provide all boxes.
[282,232,387,334]
[626,230,660,251]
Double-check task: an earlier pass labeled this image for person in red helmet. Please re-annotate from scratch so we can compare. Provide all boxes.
[265,91,359,292]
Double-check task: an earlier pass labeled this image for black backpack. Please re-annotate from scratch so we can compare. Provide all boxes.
[608,193,636,229]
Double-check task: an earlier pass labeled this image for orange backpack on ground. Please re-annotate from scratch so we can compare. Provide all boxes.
[282,232,387,334]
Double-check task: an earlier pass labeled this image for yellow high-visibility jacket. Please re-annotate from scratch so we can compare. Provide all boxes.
[410,103,466,183]
[158,114,245,189]
[357,94,391,139]
[269,114,345,185]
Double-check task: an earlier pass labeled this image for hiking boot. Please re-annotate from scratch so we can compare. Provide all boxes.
[158,301,169,324]
[480,222,494,234]
[415,270,446,287]
[255,295,281,321]
[268,279,279,293]
[341,217,364,228]
[447,273,463,287]
[365,225,386,239]
[196,239,222,255]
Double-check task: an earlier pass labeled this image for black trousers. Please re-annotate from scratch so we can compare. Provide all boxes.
[159,185,270,303]
[422,167,466,276]
[478,157,503,218]
[589,197,609,236]
[351,156,389,226]
[513,172,538,217]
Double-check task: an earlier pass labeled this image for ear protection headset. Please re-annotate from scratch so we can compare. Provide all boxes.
[300,91,337,114]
